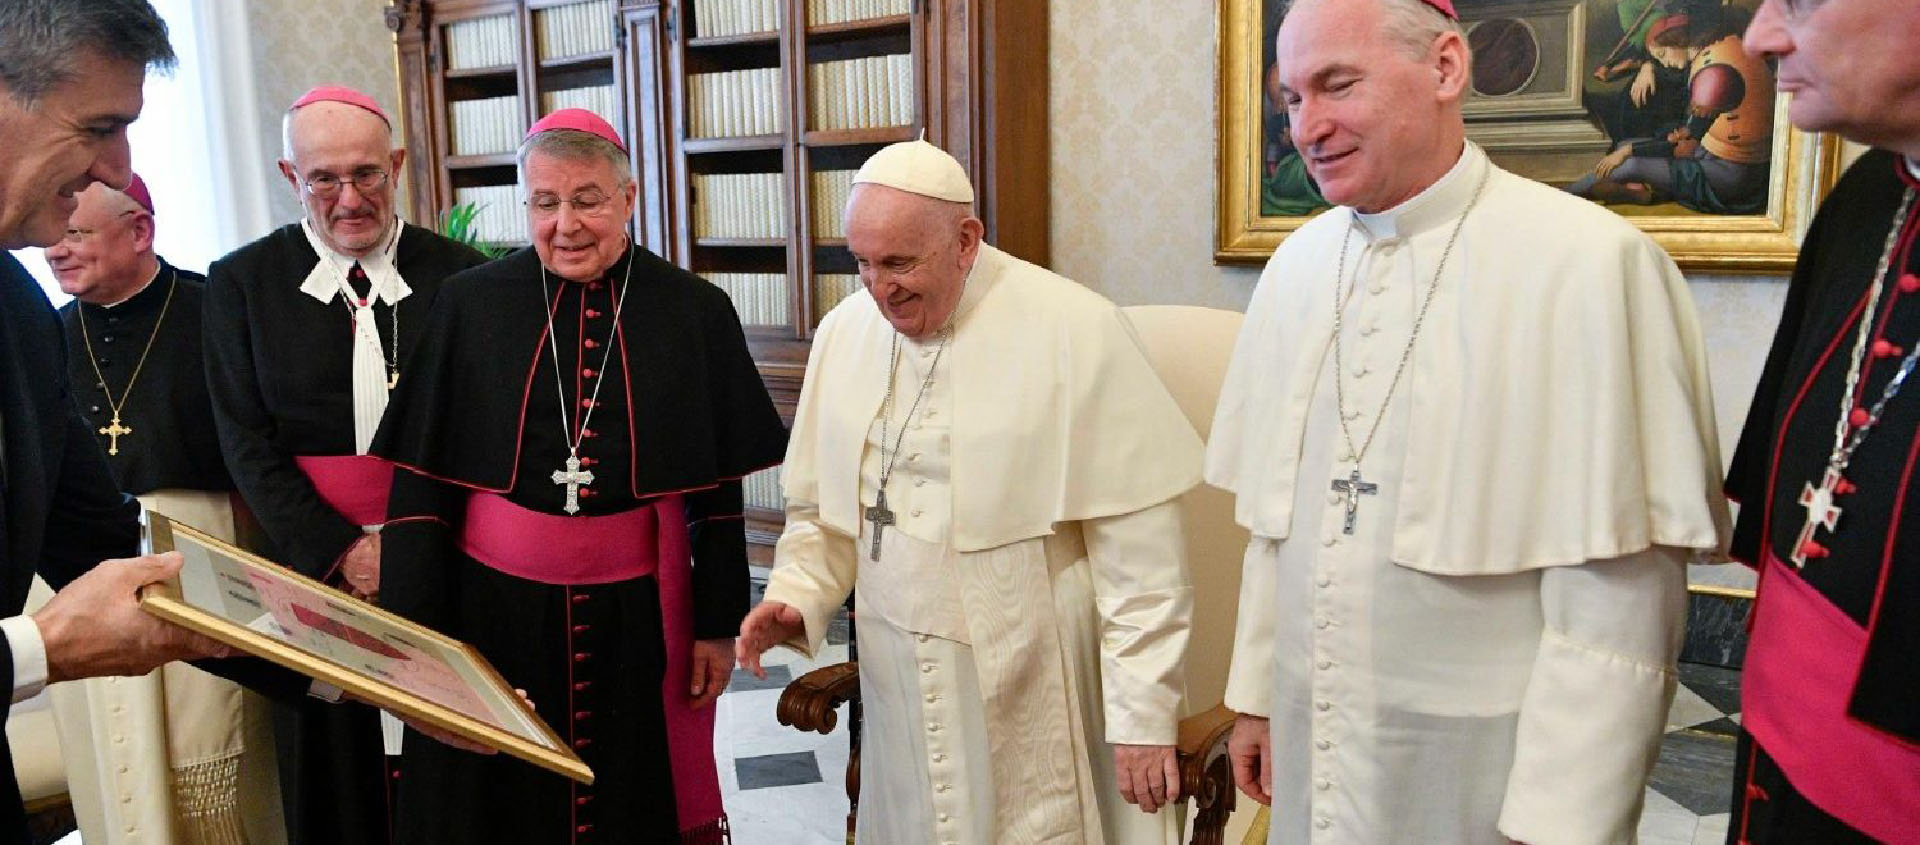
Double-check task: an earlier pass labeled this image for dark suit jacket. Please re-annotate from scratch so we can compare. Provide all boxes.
[0,253,144,841]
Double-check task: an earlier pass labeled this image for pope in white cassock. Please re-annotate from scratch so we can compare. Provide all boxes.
[737,140,1201,844]
[1208,0,1734,842]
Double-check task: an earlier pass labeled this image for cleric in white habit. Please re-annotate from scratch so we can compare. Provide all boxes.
[1207,0,1733,841]
[737,139,1201,844]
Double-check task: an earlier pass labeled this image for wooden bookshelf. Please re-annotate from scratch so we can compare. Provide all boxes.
[388,0,1048,554]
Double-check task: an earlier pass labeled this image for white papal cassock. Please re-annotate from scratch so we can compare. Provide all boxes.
[1207,144,1733,844]
[51,493,284,845]
[765,243,1201,844]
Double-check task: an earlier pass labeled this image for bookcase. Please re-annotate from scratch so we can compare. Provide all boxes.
[386,0,1048,555]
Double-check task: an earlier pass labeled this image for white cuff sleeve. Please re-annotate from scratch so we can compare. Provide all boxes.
[4,615,50,704]
[1498,547,1688,845]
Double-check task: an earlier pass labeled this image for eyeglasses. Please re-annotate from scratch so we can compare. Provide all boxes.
[60,210,140,244]
[526,191,616,219]
[301,169,391,199]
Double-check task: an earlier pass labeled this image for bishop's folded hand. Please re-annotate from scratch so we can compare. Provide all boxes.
[735,601,805,680]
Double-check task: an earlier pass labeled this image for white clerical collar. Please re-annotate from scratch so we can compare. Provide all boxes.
[1907,156,1920,182]
[1351,141,1486,243]
[297,218,410,306]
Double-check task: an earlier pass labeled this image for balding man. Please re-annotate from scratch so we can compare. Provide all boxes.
[203,86,487,844]
[1208,0,1730,841]
[46,177,284,843]
[369,109,786,843]
[737,140,1199,844]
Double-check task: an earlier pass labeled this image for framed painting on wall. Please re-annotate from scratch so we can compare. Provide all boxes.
[1216,0,1844,272]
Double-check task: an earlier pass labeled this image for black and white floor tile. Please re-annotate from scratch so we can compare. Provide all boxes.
[716,628,1745,845]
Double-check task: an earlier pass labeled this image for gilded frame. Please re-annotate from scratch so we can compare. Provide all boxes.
[143,514,593,785]
[1215,0,1845,272]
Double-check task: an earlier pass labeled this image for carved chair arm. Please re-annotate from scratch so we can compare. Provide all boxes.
[1177,704,1240,845]
[777,660,861,735]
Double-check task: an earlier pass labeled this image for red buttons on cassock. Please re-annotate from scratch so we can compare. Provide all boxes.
[1851,408,1872,427]
[579,488,596,499]
[574,711,591,721]
[581,368,595,378]
[585,308,601,318]
[1799,540,1830,560]
[573,681,592,692]
[576,796,594,806]
[571,593,591,604]
[581,428,597,439]
[574,652,592,662]
[1900,273,1920,294]
[584,339,599,349]
[580,456,597,467]
[1874,339,1905,358]
[573,738,592,750]
[576,824,594,834]
[1836,477,1858,495]
[572,624,590,634]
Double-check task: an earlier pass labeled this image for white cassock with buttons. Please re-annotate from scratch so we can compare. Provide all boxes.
[766,243,1200,844]
[1208,144,1734,845]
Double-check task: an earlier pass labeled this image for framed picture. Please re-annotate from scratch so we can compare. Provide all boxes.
[141,514,592,785]
[1216,0,1845,271]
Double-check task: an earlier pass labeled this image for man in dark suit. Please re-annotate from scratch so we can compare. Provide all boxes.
[0,2,258,840]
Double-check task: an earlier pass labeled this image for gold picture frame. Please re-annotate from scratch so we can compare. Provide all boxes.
[1216,0,1845,272]
[142,514,593,785]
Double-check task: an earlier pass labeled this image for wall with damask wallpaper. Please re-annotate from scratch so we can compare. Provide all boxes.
[245,0,402,227]
[1046,0,1797,589]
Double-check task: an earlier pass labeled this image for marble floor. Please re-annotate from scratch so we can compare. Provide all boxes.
[714,589,1746,844]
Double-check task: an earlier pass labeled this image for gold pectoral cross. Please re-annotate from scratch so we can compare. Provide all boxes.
[99,416,131,456]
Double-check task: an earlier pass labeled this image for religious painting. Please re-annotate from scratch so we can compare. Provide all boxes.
[141,514,594,785]
[1216,0,1844,271]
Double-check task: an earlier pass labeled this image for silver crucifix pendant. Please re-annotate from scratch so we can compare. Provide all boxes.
[1330,468,1378,535]
[865,489,896,561]
[551,454,595,515]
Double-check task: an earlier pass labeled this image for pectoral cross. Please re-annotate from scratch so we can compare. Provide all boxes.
[1791,467,1847,568]
[1330,468,1378,535]
[551,454,595,515]
[865,489,896,561]
[99,416,131,456]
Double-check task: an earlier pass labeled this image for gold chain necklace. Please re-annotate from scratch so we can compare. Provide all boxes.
[77,268,178,456]
[1327,167,1489,534]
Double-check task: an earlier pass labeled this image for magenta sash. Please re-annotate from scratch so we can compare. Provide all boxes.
[457,492,725,839]
[294,454,394,525]
[459,493,659,584]
[1743,553,1920,843]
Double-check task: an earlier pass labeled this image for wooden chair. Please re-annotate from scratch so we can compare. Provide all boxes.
[778,305,1250,843]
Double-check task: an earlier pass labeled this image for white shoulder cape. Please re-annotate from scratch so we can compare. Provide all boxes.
[1206,152,1731,574]
[784,243,1203,551]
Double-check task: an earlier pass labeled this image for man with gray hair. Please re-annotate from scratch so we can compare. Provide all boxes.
[203,85,487,845]
[370,109,787,843]
[1209,0,1732,840]
[0,1,306,841]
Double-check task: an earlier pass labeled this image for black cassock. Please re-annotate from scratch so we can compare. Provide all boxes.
[1725,150,1920,844]
[59,259,230,496]
[205,223,487,845]
[370,245,787,844]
